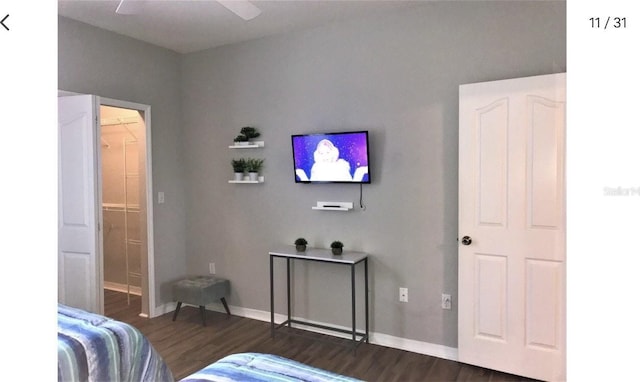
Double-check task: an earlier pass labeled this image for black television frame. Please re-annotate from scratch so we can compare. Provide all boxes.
[291,130,371,184]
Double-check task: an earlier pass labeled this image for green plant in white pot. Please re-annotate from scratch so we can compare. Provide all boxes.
[233,126,260,145]
[234,134,249,146]
[231,158,246,181]
[240,126,260,141]
[246,158,264,181]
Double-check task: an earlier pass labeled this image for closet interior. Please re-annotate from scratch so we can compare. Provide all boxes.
[100,105,146,305]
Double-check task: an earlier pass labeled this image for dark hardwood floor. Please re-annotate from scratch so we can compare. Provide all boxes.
[104,290,538,382]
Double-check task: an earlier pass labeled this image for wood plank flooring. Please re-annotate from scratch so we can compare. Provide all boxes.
[104,290,539,382]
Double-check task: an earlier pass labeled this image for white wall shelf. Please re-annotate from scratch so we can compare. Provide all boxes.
[229,141,264,149]
[311,201,353,211]
[229,139,264,183]
[228,176,265,184]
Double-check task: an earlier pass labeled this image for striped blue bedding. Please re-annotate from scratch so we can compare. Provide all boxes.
[180,353,361,382]
[57,303,174,382]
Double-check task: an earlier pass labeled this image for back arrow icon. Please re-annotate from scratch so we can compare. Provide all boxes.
[1,14,9,31]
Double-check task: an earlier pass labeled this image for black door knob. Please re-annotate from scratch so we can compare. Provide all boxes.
[461,236,472,246]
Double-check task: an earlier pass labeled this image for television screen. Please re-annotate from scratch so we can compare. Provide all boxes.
[291,131,371,183]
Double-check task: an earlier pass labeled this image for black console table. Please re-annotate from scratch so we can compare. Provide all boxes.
[269,246,369,351]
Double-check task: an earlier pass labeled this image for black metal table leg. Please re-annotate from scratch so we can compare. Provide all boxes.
[351,263,356,344]
[287,258,291,327]
[364,257,369,343]
[270,254,274,337]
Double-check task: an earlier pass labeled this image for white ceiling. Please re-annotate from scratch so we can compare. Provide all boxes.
[58,0,426,54]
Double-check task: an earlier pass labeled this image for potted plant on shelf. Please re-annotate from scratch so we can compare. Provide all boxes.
[240,126,260,141]
[234,134,249,146]
[295,238,308,252]
[246,158,264,181]
[233,126,260,146]
[330,241,344,255]
[231,158,246,181]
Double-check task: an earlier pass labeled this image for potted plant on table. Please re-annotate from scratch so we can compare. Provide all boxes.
[330,241,344,255]
[295,238,308,252]
[231,158,246,181]
[246,158,264,181]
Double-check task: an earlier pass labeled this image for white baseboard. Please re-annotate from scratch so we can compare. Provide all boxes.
[153,301,458,362]
[370,332,458,361]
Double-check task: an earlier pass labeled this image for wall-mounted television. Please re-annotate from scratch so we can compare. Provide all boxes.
[291,130,371,184]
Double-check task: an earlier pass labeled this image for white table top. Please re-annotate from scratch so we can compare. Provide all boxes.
[269,245,368,264]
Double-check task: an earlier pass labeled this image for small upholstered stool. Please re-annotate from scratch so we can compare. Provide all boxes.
[172,276,231,326]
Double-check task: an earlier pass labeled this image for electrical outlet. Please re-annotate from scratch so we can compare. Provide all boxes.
[209,262,216,274]
[442,294,452,310]
[399,287,408,303]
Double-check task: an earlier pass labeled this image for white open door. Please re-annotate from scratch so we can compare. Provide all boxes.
[58,94,104,314]
[458,73,566,381]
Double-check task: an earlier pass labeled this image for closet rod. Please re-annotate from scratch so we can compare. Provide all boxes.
[103,207,126,212]
[103,203,140,211]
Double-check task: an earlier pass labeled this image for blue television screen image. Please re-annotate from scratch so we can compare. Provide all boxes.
[291,131,371,183]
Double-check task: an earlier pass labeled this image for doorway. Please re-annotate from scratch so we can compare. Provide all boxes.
[100,105,145,315]
[99,98,154,318]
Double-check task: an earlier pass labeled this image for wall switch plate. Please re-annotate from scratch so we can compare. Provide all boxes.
[442,294,452,310]
[158,191,165,204]
[209,262,216,274]
[399,287,408,302]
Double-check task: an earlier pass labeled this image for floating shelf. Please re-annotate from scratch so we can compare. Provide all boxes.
[228,176,265,184]
[229,141,264,149]
[311,201,353,211]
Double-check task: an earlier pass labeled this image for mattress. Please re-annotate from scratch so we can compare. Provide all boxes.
[180,352,361,382]
[57,303,174,382]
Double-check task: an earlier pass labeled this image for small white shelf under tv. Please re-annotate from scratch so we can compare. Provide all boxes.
[229,141,264,149]
[311,201,353,211]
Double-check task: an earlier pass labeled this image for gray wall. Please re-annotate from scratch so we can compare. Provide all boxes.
[59,0,566,349]
[181,1,565,348]
[58,17,188,307]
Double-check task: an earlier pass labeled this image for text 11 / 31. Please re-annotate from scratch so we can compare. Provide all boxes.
[589,17,627,29]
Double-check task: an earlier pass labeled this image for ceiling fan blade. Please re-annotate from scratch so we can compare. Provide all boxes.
[115,0,147,15]
[217,0,262,21]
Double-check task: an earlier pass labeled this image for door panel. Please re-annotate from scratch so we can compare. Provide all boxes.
[58,95,103,314]
[477,99,508,227]
[459,73,565,381]
[475,254,507,341]
[525,259,562,350]
[527,95,565,229]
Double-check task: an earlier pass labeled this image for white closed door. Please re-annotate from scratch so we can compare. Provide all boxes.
[58,94,103,314]
[458,73,566,381]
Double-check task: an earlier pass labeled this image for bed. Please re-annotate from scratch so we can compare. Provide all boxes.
[180,352,361,382]
[57,303,174,381]
[58,304,360,382]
